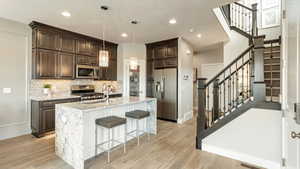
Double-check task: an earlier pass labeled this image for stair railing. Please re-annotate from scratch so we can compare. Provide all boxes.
[222,2,258,37]
[196,45,254,149]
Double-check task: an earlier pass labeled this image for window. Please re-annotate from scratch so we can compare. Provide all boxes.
[240,0,280,28]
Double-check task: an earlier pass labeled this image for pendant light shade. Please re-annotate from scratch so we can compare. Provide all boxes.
[99,50,109,67]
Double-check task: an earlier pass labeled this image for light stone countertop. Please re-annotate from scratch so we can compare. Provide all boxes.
[30,92,123,101]
[57,96,156,112]
[30,94,81,101]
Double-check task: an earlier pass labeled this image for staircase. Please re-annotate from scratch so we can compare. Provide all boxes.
[196,2,281,149]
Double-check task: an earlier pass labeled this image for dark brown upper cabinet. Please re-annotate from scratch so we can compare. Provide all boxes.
[166,45,177,58]
[61,34,76,53]
[155,47,166,59]
[32,49,75,79]
[57,52,75,79]
[35,28,61,50]
[146,38,178,69]
[33,49,58,79]
[76,38,98,57]
[30,21,117,80]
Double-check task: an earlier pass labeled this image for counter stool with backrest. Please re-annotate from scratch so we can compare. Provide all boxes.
[125,110,151,145]
[95,116,127,163]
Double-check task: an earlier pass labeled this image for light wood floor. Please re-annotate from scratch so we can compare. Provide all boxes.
[0,118,256,169]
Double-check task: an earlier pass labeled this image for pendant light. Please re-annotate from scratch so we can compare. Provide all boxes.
[99,5,109,67]
[129,20,138,70]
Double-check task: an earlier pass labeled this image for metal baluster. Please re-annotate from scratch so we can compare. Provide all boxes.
[207,87,210,127]
[223,72,226,114]
[242,55,245,103]
[270,42,273,102]
[229,66,232,111]
[247,59,250,98]
[219,80,222,116]
[236,61,239,107]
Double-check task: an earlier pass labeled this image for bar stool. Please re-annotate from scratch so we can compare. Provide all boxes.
[125,110,151,146]
[95,116,127,163]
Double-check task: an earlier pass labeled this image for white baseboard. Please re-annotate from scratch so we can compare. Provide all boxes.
[0,122,31,140]
[178,111,193,124]
[202,144,281,169]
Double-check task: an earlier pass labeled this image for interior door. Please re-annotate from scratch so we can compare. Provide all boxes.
[282,0,300,168]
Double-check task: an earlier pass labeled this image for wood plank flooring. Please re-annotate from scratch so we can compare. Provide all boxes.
[0,118,256,169]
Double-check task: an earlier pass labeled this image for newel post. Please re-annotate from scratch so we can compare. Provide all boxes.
[252,3,258,37]
[213,79,220,121]
[196,78,207,150]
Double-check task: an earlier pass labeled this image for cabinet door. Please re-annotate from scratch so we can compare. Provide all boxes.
[76,39,88,55]
[89,41,99,57]
[154,60,164,69]
[37,28,60,50]
[88,56,98,66]
[76,55,89,65]
[58,52,75,79]
[164,57,178,68]
[61,34,76,53]
[41,109,55,132]
[109,59,117,81]
[166,46,177,57]
[36,49,58,78]
[155,47,166,59]
[147,47,155,60]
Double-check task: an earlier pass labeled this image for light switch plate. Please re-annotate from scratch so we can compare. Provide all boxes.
[3,88,12,94]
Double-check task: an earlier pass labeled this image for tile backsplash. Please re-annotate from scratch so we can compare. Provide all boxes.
[30,79,122,97]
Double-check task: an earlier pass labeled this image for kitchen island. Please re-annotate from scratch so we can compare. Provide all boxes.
[55,97,157,169]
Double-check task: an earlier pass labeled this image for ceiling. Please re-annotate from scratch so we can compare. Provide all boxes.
[0,0,235,50]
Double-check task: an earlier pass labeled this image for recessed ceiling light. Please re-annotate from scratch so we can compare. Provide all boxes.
[169,18,177,24]
[61,11,71,18]
[121,33,128,37]
[186,50,192,54]
[189,28,194,33]
[197,34,202,38]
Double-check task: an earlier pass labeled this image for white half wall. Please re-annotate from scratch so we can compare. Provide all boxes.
[178,38,194,124]
[202,108,282,169]
[0,17,31,140]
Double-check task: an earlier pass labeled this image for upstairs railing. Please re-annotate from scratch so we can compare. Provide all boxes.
[222,2,258,38]
[196,45,254,149]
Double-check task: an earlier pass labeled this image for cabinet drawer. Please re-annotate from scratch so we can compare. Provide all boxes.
[41,98,80,109]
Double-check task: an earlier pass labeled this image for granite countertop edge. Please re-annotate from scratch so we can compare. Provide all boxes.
[30,92,123,101]
[56,97,156,112]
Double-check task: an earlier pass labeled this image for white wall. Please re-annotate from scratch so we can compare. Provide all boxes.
[193,44,224,78]
[223,31,249,66]
[203,108,282,169]
[0,17,31,140]
[178,38,194,123]
[117,43,146,95]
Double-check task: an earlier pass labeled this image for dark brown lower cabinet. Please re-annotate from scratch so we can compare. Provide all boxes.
[31,98,80,137]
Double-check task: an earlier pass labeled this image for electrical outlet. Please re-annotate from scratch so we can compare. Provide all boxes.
[3,88,12,94]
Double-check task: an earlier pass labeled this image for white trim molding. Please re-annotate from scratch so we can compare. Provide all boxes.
[202,144,281,169]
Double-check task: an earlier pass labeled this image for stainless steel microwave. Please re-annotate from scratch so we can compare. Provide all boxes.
[76,65,98,79]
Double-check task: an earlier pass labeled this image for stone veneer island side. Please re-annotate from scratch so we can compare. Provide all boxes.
[55,97,157,169]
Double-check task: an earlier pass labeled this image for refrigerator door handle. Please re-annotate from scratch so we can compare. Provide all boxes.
[161,77,165,98]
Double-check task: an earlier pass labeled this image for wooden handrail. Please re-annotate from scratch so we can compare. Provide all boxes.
[205,45,254,87]
[233,2,254,11]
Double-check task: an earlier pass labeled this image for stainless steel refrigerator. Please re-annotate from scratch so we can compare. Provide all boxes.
[153,68,177,121]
